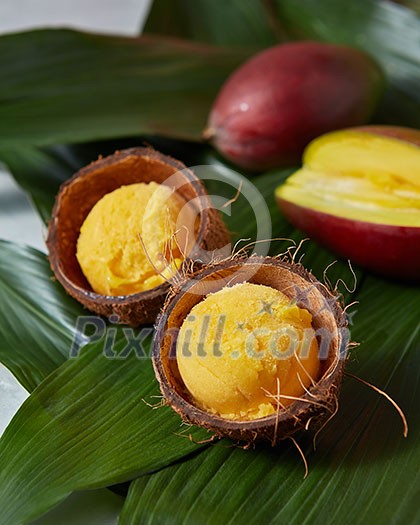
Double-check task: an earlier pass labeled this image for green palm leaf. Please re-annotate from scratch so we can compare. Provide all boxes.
[144,0,279,48]
[0,29,246,147]
[0,241,84,391]
[0,333,207,525]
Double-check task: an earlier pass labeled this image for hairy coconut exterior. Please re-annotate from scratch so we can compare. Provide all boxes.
[153,256,349,444]
[47,147,230,326]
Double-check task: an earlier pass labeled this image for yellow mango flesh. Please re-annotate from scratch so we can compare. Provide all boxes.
[276,130,420,227]
[77,182,188,296]
[176,283,320,421]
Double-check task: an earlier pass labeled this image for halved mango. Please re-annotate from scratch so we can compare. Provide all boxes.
[276,126,420,280]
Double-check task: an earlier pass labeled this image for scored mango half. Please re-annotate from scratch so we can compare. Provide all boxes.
[276,126,420,280]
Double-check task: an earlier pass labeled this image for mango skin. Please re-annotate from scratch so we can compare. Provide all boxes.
[276,126,420,281]
[207,41,384,171]
[278,199,420,281]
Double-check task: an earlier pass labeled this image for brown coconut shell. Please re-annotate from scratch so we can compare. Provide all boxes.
[46,147,230,326]
[152,256,349,445]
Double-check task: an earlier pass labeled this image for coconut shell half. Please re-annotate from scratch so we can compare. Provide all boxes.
[47,147,230,326]
[153,256,349,445]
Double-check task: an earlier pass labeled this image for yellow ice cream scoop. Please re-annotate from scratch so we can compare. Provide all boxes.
[176,282,320,421]
[77,182,190,296]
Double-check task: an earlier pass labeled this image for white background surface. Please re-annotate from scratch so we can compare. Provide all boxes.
[0,1,151,523]
[0,0,151,35]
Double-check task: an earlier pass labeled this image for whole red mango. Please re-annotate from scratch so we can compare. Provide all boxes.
[206,41,384,170]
